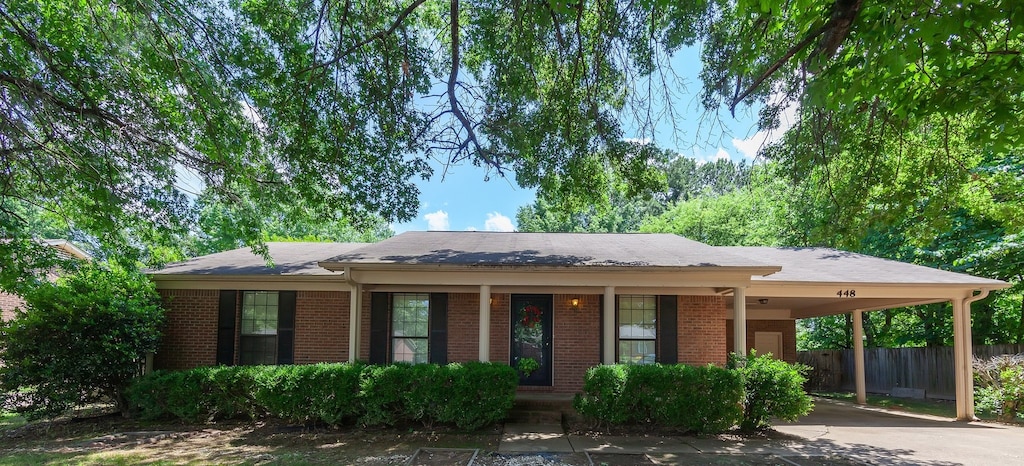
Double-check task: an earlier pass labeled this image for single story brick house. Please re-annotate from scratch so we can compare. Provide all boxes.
[150,231,1006,419]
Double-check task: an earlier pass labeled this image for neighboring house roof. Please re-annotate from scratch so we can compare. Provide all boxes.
[721,247,1005,286]
[319,231,776,271]
[41,239,91,260]
[151,242,367,276]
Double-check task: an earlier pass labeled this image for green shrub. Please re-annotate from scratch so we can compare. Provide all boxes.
[128,362,515,429]
[573,365,629,426]
[0,263,163,419]
[730,351,814,431]
[574,364,743,434]
[974,354,1024,422]
[437,362,518,430]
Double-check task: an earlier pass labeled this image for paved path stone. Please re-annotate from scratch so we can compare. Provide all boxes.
[498,423,574,453]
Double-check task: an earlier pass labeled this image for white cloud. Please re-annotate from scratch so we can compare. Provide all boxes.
[424,210,449,231]
[731,99,799,160]
[713,147,731,161]
[484,212,515,232]
[623,137,653,145]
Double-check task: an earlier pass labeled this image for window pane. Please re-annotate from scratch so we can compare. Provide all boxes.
[618,295,656,339]
[241,291,278,337]
[392,293,429,338]
[392,337,428,364]
[240,335,276,365]
[619,340,656,365]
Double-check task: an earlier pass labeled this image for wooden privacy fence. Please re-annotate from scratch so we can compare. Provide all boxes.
[798,344,1024,400]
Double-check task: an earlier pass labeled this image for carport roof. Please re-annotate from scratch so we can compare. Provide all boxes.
[722,246,1005,286]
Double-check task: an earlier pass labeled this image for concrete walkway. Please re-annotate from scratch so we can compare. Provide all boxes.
[498,398,1024,465]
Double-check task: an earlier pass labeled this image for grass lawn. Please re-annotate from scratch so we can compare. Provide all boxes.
[0,412,502,466]
[812,391,1024,424]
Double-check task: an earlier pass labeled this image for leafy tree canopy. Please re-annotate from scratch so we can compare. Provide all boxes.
[1,0,682,270]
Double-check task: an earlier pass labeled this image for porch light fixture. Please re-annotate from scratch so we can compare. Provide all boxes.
[758,298,769,305]
[570,297,580,310]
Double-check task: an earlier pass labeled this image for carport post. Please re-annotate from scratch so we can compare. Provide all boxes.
[952,297,969,420]
[479,285,491,362]
[853,309,866,405]
[733,287,747,356]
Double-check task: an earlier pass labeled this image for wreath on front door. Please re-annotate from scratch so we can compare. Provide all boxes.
[519,303,542,328]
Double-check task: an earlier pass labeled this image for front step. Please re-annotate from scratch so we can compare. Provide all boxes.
[507,409,563,424]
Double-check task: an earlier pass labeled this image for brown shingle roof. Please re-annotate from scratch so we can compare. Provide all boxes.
[151,242,366,276]
[320,231,775,269]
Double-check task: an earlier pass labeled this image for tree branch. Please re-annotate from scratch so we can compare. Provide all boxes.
[300,0,428,75]
[445,0,500,173]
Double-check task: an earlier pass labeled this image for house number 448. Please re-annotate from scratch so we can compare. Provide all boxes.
[836,289,856,298]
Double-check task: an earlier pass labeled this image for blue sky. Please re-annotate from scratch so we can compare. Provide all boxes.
[394,45,795,233]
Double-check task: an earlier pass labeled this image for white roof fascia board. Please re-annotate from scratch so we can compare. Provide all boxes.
[744,282,1008,300]
[348,268,763,289]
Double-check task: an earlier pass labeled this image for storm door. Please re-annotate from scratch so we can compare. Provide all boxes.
[510,294,553,386]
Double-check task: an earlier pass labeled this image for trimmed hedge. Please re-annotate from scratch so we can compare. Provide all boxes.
[127,362,516,430]
[573,363,744,434]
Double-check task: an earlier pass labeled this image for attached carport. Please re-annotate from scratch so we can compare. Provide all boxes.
[720,247,1009,421]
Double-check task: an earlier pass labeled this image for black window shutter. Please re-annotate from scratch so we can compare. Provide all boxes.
[429,293,448,364]
[216,290,237,365]
[369,292,389,364]
[277,291,296,365]
[658,295,678,364]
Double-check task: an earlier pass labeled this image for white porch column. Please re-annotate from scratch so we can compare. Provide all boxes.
[953,297,969,420]
[603,286,615,365]
[733,287,747,356]
[348,282,362,362]
[853,309,866,405]
[479,285,491,362]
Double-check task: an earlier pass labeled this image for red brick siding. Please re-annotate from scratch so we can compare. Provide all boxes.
[0,292,24,322]
[446,293,480,363]
[156,289,350,370]
[155,289,220,370]
[678,295,728,366]
[549,293,600,394]
[294,291,348,364]
[726,319,797,364]
[489,293,510,364]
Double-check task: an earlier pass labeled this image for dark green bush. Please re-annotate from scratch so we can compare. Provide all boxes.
[254,363,363,425]
[574,363,743,434]
[127,362,515,429]
[437,361,518,430]
[0,263,163,419]
[730,351,814,431]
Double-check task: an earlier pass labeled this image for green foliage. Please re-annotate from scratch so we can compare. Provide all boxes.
[516,357,540,378]
[573,364,744,434]
[729,351,814,432]
[974,354,1024,422]
[127,362,516,430]
[2,0,679,271]
[0,263,163,419]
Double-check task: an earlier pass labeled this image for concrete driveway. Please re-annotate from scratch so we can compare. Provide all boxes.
[775,399,1024,466]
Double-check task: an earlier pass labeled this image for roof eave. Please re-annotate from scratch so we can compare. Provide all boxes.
[319,261,781,276]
